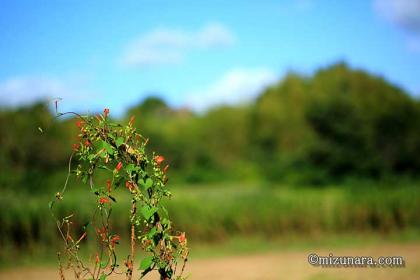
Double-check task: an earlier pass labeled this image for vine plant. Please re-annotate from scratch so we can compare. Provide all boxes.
[48,107,188,280]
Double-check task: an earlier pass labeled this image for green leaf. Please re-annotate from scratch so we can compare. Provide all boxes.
[126,163,135,173]
[99,273,107,280]
[101,140,113,154]
[161,205,169,217]
[145,178,153,189]
[147,227,157,238]
[100,261,108,269]
[115,137,124,147]
[161,218,170,230]
[139,256,154,270]
[48,201,54,210]
[140,205,157,220]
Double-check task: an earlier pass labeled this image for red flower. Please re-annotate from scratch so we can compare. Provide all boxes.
[75,120,83,128]
[77,232,87,243]
[129,115,135,126]
[178,232,187,244]
[99,197,110,204]
[115,162,123,172]
[84,139,90,146]
[154,155,165,165]
[125,260,133,270]
[104,108,110,118]
[72,143,80,151]
[96,227,107,241]
[95,253,100,264]
[66,234,74,242]
[110,235,120,248]
[163,164,169,173]
[125,181,134,191]
[106,179,111,193]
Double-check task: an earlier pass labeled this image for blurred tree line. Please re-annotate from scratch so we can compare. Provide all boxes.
[1,62,420,192]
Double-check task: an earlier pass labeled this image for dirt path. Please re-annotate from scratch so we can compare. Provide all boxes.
[1,243,419,280]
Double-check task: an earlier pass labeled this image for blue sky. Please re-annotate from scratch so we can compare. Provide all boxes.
[0,0,419,116]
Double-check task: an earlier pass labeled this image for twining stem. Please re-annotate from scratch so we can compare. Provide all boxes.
[127,199,137,280]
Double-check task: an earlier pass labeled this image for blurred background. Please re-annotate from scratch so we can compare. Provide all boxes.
[0,1,419,279]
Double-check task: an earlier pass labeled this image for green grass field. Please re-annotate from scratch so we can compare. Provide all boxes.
[1,183,419,267]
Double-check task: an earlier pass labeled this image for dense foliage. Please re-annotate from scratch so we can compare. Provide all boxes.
[1,62,420,193]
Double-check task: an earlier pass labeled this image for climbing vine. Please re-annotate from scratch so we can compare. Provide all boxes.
[49,107,188,280]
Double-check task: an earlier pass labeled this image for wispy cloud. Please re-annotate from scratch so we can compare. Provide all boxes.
[374,0,420,53]
[374,0,420,34]
[185,68,277,111]
[0,76,97,108]
[121,22,235,68]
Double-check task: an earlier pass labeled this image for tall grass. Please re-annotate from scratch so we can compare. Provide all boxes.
[0,184,419,264]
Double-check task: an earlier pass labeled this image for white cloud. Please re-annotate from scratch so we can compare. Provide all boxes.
[374,0,420,34]
[185,68,277,111]
[0,76,97,107]
[374,0,420,53]
[195,23,236,48]
[121,22,235,67]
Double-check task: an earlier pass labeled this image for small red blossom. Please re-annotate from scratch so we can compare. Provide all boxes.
[84,139,90,146]
[178,232,187,244]
[96,227,107,241]
[99,197,110,204]
[95,252,100,264]
[104,108,110,118]
[75,120,83,128]
[125,260,133,270]
[72,143,80,151]
[163,164,169,173]
[129,115,135,126]
[77,232,87,243]
[106,179,111,193]
[125,181,134,191]
[115,162,123,172]
[66,234,74,242]
[154,155,165,165]
[110,235,120,248]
